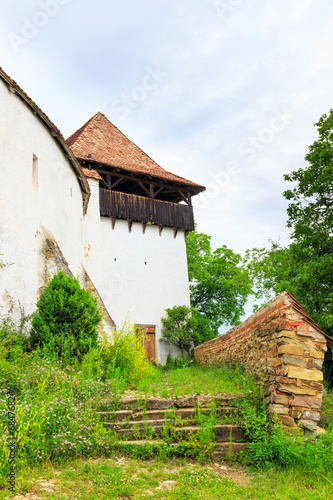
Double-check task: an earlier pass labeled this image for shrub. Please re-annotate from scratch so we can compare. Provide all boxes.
[30,271,101,361]
[99,322,155,385]
[159,305,200,355]
[0,316,29,361]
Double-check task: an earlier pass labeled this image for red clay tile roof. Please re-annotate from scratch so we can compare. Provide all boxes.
[67,112,205,193]
[80,167,102,180]
[0,67,90,207]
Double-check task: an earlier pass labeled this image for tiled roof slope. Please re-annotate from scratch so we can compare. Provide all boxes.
[67,112,205,191]
[0,67,90,207]
[80,167,102,180]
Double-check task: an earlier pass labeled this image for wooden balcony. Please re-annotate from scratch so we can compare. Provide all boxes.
[99,188,194,231]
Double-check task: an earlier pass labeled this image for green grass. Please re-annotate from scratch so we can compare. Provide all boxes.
[1,456,333,499]
[137,362,259,399]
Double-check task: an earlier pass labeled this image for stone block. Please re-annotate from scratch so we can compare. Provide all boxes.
[314,359,324,370]
[298,380,324,392]
[278,345,304,356]
[280,355,308,367]
[268,404,289,415]
[277,384,317,396]
[291,407,304,419]
[309,348,325,360]
[276,331,297,340]
[277,415,294,427]
[271,394,289,406]
[298,419,317,432]
[175,396,196,408]
[286,366,323,382]
[292,396,322,410]
[303,410,320,422]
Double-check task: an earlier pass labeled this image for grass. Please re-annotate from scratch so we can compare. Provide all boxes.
[136,362,259,399]
[2,456,333,499]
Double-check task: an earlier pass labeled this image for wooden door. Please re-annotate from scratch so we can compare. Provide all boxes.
[136,325,156,362]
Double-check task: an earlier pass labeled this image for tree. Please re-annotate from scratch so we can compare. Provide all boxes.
[244,110,333,385]
[186,230,253,341]
[160,305,199,355]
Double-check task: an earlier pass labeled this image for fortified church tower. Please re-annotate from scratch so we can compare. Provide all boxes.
[67,113,205,362]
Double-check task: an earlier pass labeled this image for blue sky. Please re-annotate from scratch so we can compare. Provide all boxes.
[1,0,333,257]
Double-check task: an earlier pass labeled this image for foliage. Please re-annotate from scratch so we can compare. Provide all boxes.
[244,110,333,385]
[160,305,200,355]
[0,316,29,361]
[240,392,333,473]
[30,271,102,361]
[99,322,155,385]
[186,230,252,341]
[0,349,123,484]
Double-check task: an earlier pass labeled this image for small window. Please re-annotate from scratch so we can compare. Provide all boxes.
[32,154,38,191]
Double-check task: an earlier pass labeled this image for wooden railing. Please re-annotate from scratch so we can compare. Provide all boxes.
[99,188,194,231]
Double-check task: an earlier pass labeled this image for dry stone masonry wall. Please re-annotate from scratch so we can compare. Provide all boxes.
[194,292,333,435]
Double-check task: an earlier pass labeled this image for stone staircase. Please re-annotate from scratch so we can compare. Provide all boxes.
[97,394,247,459]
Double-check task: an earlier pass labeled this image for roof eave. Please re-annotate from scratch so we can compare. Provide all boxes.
[75,156,206,197]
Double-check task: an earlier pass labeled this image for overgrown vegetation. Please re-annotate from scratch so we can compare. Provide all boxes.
[1,265,333,497]
[137,360,258,399]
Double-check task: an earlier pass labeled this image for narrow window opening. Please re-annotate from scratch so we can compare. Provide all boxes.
[32,154,38,192]
[70,188,73,198]
[114,258,117,262]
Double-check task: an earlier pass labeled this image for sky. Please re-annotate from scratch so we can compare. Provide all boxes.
[1,0,333,258]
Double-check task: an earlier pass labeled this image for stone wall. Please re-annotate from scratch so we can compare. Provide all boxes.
[194,292,333,434]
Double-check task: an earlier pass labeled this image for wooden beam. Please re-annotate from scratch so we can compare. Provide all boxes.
[158,224,164,236]
[111,217,116,230]
[97,168,191,196]
[154,186,164,198]
[177,189,191,206]
[150,183,155,198]
[110,177,124,189]
[138,181,151,198]
[173,227,178,239]
[142,222,147,234]
[128,220,133,233]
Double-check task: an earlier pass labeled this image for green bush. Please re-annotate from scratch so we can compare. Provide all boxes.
[0,316,29,361]
[99,322,155,385]
[30,271,101,361]
[160,305,200,355]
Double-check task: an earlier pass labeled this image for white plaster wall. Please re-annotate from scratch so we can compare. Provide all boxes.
[83,178,191,363]
[0,79,84,323]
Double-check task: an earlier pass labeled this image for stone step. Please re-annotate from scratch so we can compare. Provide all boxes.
[212,442,247,458]
[172,425,245,443]
[97,394,242,412]
[118,425,165,438]
[114,440,247,459]
[97,406,239,423]
[113,423,244,442]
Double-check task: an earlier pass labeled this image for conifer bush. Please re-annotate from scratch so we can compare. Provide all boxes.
[30,271,101,360]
